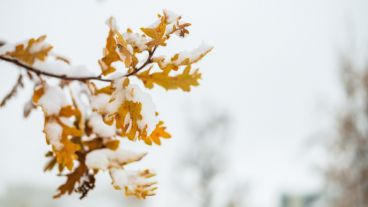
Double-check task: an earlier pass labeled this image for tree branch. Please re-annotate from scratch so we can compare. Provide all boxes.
[0,55,113,82]
[0,44,157,82]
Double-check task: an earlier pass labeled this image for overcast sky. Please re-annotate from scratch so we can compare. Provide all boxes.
[0,0,368,206]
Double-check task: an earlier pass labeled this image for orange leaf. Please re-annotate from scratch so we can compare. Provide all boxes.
[145,121,171,145]
[105,140,120,150]
[32,85,44,104]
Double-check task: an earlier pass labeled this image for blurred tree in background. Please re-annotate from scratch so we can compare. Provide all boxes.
[176,109,248,207]
[325,55,368,207]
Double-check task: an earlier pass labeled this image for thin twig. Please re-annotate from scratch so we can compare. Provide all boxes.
[0,74,24,107]
[125,46,157,76]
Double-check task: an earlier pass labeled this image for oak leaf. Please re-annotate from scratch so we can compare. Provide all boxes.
[6,35,52,65]
[142,121,171,145]
[54,154,95,199]
[116,100,143,140]
[141,16,167,48]
[99,18,134,76]
[137,65,201,92]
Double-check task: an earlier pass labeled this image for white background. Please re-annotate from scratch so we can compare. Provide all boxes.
[0,0,368,206]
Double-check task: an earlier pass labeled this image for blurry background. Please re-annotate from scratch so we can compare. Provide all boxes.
[0,0,368,206]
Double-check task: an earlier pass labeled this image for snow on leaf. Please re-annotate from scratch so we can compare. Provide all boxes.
[116,100,143,140]
[44,120,64,150]
[88,112,116,138]
[85,148,146,170]
[89,78,169,145]
[112,88,170,145]
[123,29,149,53]
[141,16,167,48]
[6,35,52,65]
[35,84,84,170]
[153,43,213,72]
[99,17,134,76]
[109,169,157,199]
[33,84,69,116]
[176,43,213,65]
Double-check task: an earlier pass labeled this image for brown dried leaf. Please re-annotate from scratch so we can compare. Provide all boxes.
[54,155,93,199]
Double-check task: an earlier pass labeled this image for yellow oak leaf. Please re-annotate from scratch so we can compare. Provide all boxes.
[54,136,81,171]
[99,19,134,76]
[112,99,170,145]
[105,140,120,150]
[115,100,143,140]
[59,105,80,118]
[95,85,114,95]
[141,16,167,48]
[6,35,52,65]
[170,23,191,37]
[142,121,171,145]
[32,85,45,104]
[137,65,201,92]
[115,32,134,67]
[152,56,179,72]
[99,30,120,76]
[49,118,83,170]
